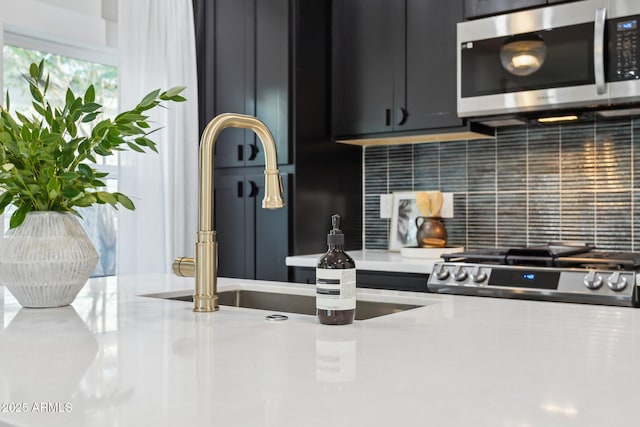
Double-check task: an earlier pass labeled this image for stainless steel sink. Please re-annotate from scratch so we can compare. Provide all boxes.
[151,289,423,320]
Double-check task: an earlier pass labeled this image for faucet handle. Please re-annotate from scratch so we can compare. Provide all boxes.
[172,257,195,277]
[263,170,285,209]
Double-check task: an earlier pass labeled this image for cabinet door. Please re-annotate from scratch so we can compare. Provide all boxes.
[463,0,546,19]
[214,174,251,278]
[255,0,290,166]
[248,173,290,281]
[212,0,289,275]
[400,0,464,131]
[214,172,289,280]
[207,0,289,168]
[213,0,256,168]
[331,0,399,136]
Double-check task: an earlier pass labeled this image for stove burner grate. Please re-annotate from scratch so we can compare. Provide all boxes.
[441,243,640,271]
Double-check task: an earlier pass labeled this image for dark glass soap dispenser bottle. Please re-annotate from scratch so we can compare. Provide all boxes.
[316,214,356,325]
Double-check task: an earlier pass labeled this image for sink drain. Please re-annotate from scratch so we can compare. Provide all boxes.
[265,314,288,322]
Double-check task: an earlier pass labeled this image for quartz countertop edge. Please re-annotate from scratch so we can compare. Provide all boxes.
[1,273,639,426]
[286,249,439,274]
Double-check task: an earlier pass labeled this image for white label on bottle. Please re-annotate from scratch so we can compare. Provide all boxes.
[316,268,356,311]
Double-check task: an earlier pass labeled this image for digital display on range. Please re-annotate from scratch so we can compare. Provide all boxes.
[489,269,560,290]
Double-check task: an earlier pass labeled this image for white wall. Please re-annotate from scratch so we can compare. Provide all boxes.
[36,0,102,16]
[1,0,117,55]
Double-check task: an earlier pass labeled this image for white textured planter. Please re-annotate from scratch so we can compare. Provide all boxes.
[0,211,99,308]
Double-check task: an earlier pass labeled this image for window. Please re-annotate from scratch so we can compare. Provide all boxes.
[2,43,119,276]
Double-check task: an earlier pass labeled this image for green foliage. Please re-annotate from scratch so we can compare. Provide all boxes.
[0,60,186,228]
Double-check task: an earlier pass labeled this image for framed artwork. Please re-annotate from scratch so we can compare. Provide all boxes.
[388,191,422,251]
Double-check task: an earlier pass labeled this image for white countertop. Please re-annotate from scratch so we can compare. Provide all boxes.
[286,249,440,274]
[1,274,640,426]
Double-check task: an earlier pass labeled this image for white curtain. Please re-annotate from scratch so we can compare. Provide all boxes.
[117,0,199,274]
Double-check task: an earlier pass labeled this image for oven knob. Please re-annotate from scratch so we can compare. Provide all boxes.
[434,264,450,281]
[453,266,468,281]
[583,271,603,290]
[607,272,627,291]
[470,266,487,283]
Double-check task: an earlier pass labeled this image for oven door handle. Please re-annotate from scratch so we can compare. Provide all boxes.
[594,7,607,95]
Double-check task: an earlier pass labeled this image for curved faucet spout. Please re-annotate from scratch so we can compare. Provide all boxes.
[173,113,285,313]
[199,113,285,231]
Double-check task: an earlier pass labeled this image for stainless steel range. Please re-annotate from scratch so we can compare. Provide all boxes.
[427,243,640,307]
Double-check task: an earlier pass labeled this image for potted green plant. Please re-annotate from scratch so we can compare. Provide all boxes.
[0,61,185,308]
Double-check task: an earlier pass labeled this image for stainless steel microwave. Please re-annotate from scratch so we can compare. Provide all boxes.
[457,0,640,118]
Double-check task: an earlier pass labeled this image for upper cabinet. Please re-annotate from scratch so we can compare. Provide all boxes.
[198,0,289,168]
[331,0,397,136]
[463,0,574,19]
[331,0,464,139]
[405,0,464,130]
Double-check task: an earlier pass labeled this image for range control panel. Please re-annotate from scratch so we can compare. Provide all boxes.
[427,263,638,307]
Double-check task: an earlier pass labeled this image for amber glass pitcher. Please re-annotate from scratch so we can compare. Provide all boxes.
[415,217,447,248]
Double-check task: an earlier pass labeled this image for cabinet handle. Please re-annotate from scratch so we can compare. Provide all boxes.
[397,108,408,126]
[385,109,391,126]
[248,181,259,198]
[237,145,244,161]
[237,181,243,198]
[248,144,259,161]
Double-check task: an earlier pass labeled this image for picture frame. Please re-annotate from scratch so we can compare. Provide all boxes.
[388,191,422,251]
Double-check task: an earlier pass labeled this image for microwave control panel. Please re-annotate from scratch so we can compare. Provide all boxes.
[610,15,640,81]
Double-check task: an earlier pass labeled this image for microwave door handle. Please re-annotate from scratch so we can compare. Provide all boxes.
[594,7,606,95]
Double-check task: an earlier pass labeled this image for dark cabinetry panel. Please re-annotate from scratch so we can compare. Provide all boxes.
[195,0,289,281]
[255,0,289,165]
[252,172,290,281]
[331,0,398,136]
[194,0,363,282]
[216,172,290,281]
[292,267,429,293]
[209,0,254,168]
[213,175,249,279]
[200,0,288,168]
[292,0,363,256]
[331,0,463,138]
[405,0,463,130]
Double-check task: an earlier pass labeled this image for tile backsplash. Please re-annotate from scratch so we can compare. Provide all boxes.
[363,118,640,251]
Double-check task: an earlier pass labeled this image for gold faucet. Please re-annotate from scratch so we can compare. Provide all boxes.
[172,113,285,312]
